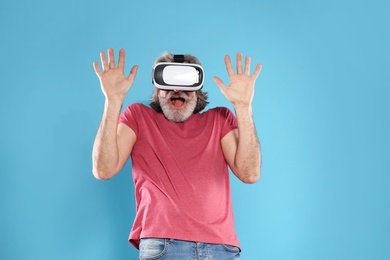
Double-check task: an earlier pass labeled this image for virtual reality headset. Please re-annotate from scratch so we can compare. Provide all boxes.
[152,55,204,91]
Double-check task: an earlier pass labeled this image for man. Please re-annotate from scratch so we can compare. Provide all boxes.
[92,48,262,259]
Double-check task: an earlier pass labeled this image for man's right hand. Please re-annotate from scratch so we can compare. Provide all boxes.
[93,48,138,101]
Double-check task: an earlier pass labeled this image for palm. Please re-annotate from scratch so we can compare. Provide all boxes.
[224,74,255,106]
[99,68,132,97]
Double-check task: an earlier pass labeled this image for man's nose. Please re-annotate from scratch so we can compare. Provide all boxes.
[173,89,182,93]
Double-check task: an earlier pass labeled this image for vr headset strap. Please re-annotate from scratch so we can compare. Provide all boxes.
[173,54,185,63]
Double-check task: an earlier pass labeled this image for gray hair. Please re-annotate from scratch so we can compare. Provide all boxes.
[149,52,209,113]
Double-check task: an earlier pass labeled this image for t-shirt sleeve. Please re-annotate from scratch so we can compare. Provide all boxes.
[218,107,238,138]
[118,103,140,136]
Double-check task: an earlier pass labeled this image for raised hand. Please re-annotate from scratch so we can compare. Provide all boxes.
[213,52,262,108]
[93,48,138,101]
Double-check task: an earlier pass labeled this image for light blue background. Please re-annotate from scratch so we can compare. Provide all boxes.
[1,0,389,259]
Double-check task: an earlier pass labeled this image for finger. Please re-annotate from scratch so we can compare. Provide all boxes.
[224,55,235,77]
[100,51,108,72]
[127,65,138,80]
[93,61,102,77]
[244,55,251,75]
[251,64,263,80]
[118,49,125,71]
[236,52,243,74]
[108,48,115,69]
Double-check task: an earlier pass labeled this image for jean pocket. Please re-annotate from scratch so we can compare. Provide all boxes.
[139,238,169,259]
[222,244,241,253]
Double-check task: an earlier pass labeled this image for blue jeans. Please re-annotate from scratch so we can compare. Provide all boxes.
[138,238,241,260]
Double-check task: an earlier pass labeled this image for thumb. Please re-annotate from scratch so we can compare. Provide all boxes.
[127,65,138,80]
[213,76,226,92]
[93,61,102,78]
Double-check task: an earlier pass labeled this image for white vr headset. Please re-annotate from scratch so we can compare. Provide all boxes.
[152,55,204,91]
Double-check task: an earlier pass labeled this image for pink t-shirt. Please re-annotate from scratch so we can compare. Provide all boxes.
[118,103,239,249]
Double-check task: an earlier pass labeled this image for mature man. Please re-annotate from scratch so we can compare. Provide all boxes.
[92,48,262,259]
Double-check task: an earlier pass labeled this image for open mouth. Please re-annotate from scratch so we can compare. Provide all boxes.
[170,97,186,108]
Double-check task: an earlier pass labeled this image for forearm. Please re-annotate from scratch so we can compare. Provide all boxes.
[233,105,261,183]
[92,98,123,179]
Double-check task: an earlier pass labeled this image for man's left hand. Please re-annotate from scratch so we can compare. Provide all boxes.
[213,53,262,108]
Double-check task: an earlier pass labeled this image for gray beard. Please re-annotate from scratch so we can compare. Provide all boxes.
[159,92,197,122]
